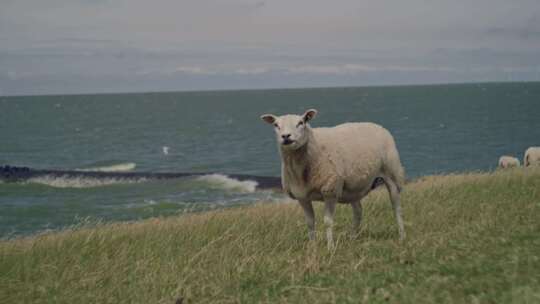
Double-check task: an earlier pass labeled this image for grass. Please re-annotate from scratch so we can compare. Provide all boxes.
[1,168,540,303]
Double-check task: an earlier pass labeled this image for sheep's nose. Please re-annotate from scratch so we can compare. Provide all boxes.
[281,134,291,139]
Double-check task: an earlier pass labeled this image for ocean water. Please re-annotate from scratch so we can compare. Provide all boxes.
[1,82,539,238]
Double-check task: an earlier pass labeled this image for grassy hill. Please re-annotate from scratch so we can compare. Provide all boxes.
[1,168,540,303]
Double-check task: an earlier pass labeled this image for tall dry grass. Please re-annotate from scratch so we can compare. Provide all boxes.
[1,168,540,303]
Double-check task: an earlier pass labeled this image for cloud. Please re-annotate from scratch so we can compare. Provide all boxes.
[174,66,217,76]
[141,63,460,78]
[1,0,540,95]
[485,27,540,40]
[232,67,269,75]
[286,64,457,75]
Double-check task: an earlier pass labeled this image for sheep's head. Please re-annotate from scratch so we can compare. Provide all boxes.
[260,109,317,151]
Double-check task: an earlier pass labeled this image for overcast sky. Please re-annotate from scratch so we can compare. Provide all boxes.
[1,0,540,95]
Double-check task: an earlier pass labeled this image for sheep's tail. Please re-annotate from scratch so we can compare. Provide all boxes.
[384,139,406,192]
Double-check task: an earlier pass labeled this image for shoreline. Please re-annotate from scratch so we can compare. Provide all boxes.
[0,168,534,242]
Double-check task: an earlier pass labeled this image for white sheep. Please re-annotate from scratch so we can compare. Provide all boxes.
[524,147,540,167]
[261,109,405,248]
[498,156,520,169]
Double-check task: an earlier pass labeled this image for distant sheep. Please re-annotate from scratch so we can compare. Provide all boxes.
[261,109,405,248]
[524,147,540,167]
[498,156,520,169]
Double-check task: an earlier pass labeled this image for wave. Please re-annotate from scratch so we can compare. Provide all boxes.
[27,175,146,188]
[76,162,136,173]
[1,165,280,190]
[197,174,258,193]
[24,173,259,191]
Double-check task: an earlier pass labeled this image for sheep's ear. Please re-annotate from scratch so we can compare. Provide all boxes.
[260,114,277,124]
[302,109,318,123]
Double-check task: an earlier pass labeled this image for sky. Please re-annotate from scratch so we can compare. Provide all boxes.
[1,0,540,96]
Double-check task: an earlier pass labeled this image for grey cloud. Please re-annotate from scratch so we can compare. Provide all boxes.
[1,0,540,95]
[486,27,540,40]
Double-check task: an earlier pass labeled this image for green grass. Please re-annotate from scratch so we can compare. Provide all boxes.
[1,168,540,303]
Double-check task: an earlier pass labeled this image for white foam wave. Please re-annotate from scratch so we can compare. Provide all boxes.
[197,174,258,193]
[28,175,146,188]
[76,162,136,172]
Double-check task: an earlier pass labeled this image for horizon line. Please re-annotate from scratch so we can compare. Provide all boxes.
[2,80,539,98]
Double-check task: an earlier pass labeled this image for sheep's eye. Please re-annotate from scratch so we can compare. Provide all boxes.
[297,121,304,127]
[273,123,280,129]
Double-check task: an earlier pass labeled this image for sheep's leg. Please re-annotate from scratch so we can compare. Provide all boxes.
[384,179,406,241]
[350,200,362,234]
[323,198,337,249]
[298,200,315,241]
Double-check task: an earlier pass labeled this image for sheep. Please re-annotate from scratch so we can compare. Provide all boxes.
[524,147,540,167]
[498,156,520,169]
[260,109,405,248]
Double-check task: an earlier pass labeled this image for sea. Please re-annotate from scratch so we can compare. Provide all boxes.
[1,82,539,238]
